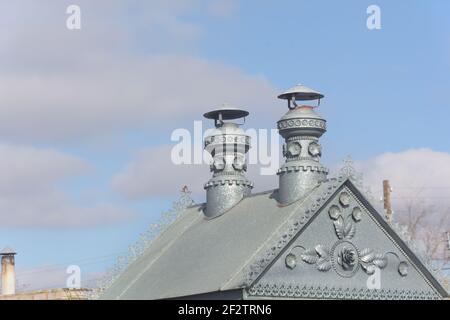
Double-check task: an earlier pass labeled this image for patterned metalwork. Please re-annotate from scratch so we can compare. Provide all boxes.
[90,189,194,299]
[276,84,329,205]
[247,283,440,300]
[390,221,448,287]
[277,118,326,130]
[244,178,344,286]
[338,155,376,205]
[277,107,328,204]
[291,198,389,278]
[203,108,253,218]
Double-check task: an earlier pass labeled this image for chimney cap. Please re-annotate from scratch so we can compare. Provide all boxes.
[203,104,249,121]
[278,84,324,101]
[0,246,16,256]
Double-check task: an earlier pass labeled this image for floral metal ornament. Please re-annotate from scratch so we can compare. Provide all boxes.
[300,245,332,272]
[339,192,351,207]
[398,261,409,277]
[285,253,297,270]
[287,141,302,157]
[352,207,362,222]
[338,247,357,271]
[308,142,322,157]
[328,205,341,220]
[287,191,389,278]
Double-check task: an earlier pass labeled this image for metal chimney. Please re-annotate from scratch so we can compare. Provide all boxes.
[203,105,253,219]
[1,247,16,296]
[277,84,329,205]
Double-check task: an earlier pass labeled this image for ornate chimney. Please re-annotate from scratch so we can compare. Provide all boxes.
[277,84,329,205]
[203,106,253,219]
[1,247,16,296]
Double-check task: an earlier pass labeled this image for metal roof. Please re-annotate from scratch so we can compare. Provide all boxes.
[100,178,448,300]
[101,189,286,299]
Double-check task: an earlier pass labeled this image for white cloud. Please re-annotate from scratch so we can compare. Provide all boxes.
[356,148,450,209]
[0,145,88,196]
[114,146,450,221]
[0,144,133,227]
[112,145,278,201]
[0,55,276,142]
[112,146,210,199]
[353,149,450,252]
[0,0,277,226]
[0,0,277,142]
[207,0,239,17]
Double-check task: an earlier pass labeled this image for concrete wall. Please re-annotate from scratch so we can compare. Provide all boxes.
[0,288,92,300]
[1,255,15,295]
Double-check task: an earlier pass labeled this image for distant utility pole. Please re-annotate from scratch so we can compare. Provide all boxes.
[446,231,450,251]
[383,180,393,223]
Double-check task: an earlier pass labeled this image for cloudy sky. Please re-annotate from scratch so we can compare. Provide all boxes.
[0,0,449,290]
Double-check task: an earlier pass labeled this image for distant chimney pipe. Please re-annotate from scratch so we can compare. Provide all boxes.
[203,105,253,219]
[277,84,328,205]
[1,247,16,296]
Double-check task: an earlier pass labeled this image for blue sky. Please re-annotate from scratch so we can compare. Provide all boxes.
[0,0,449,290]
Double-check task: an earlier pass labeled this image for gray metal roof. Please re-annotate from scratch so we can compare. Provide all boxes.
[100,178,448,300]
[101,189,289,299]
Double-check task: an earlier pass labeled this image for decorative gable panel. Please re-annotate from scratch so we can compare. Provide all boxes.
[246,183,446,300]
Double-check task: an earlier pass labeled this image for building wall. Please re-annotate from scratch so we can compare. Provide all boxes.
[1,255,15,295]
[0,288,92,300]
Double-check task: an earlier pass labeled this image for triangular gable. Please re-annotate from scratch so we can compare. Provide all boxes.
[243,179,448,300]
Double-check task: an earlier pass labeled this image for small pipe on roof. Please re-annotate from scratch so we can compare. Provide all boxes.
[1,247,17,296]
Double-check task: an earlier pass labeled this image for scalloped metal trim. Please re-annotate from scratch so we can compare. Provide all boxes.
[287,136,319,142]
[204,179,254,188]
[277,165,329,175]
[204,134,250,146]
[278,119,327,130]
[247,283,441,300]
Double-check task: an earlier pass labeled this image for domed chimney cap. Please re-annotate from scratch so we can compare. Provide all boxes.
[203,104,249,121]
[0,246,16,256]
[204,104,249,127]
[278,84,324,101]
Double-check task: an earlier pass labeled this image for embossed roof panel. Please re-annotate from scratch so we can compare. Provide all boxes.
[246,181,448,300]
